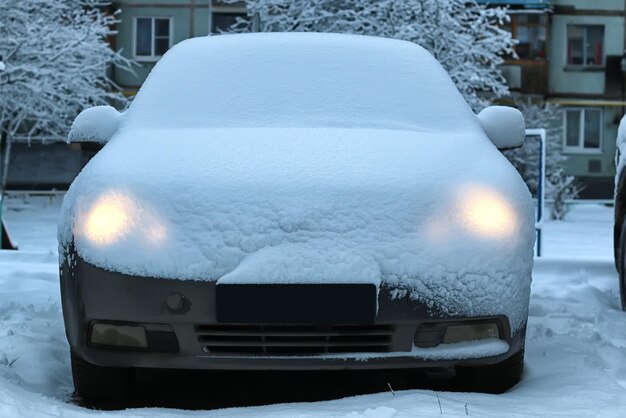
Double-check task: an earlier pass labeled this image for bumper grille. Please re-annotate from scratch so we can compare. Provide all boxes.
[194,324,395,355]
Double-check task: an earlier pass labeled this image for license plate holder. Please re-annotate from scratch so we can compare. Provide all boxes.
[216,284,377,325]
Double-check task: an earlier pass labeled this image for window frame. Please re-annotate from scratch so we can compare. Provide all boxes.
[505,12,548,60]
[566,24,605,68]
[562,107,603,154]
[133,16,174,61]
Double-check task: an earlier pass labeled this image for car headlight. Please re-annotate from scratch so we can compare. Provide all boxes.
[442,322,501,344]
[458,185,517,239]
[75,191,167,247]
[79,192,132,245]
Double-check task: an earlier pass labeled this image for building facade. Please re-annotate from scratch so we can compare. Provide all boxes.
[548,0,625,198]
[480,0,626,198]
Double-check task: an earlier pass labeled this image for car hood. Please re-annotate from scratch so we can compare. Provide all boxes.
[60,127,535,331]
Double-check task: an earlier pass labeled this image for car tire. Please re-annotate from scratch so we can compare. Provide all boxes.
[70,350,134,403]
[619,218,626,311]
[455,348,524,394]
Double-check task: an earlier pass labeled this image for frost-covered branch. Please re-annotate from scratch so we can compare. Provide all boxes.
[0,0,134,141]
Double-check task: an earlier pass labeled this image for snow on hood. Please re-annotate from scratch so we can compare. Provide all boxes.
[59,34,534,331]
[60,127,534,331]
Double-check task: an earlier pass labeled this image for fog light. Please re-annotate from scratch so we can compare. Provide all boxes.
[90,323,148,348]
[443,323,500,344]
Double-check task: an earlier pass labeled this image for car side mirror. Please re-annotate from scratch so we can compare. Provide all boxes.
[68,105,122,144]
[477,106,525,150]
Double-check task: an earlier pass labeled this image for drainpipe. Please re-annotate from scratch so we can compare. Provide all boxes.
[621,54,626,117]
[208,0,213,35]
[190,0,195,38]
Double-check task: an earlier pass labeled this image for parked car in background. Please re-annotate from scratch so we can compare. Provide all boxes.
[59,33,534,402]
[613,116,626,310]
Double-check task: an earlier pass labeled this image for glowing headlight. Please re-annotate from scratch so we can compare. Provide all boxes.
[458,186,516,238]
[77,192,132,245]
[76,191,167,247]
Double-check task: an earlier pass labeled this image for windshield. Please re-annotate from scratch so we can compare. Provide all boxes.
[124,33,480,133]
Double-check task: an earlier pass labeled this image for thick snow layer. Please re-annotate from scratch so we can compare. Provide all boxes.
[124,33,478,131]
[4,197,626,416]
[476,106,525,149]
[218,243,382,286]
[68,106,122,143]
[59,34,534,331]
[60,127,535,332]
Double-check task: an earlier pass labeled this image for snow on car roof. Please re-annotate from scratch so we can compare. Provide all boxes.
[124,32,480,132]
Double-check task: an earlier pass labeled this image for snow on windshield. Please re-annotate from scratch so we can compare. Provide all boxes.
[123,33,480,132]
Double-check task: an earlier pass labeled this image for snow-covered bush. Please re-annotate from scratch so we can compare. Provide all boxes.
[227,0,515,111]
[0,0,132,141]
[503,100,581,220]
[548,168,581,220]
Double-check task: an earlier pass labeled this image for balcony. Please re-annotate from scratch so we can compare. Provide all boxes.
[501,60,549,95]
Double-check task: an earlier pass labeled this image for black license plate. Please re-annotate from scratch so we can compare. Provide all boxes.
[216,284,377,325]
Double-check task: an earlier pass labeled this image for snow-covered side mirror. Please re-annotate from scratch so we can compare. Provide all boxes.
[477,106,525,150]
[68,105,122,144]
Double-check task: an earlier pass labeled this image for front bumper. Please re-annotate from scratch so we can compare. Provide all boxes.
[60,252,525,370]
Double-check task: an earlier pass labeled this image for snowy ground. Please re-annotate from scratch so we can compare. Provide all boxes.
[1,195,625,417]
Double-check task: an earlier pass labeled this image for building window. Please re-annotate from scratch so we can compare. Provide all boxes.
[567,25,604,67]
[502,13,548,60]
[211,12,246,34]
[135,17,172,59]
[563,108,603,152]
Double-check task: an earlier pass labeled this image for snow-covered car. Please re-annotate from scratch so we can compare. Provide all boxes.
[58,33,534,402]
[614,116,626,310]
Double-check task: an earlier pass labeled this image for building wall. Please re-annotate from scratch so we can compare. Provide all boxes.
[559,107,620,177]
[554,0,624,11]
[548,0,625,197]
[548,14,623,94]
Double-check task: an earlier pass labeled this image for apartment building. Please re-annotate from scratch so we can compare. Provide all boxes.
[549,0,625,198]
[482,0,626,198]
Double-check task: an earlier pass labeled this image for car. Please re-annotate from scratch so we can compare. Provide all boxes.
[613,116,626,310]
[59,32,534,402]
